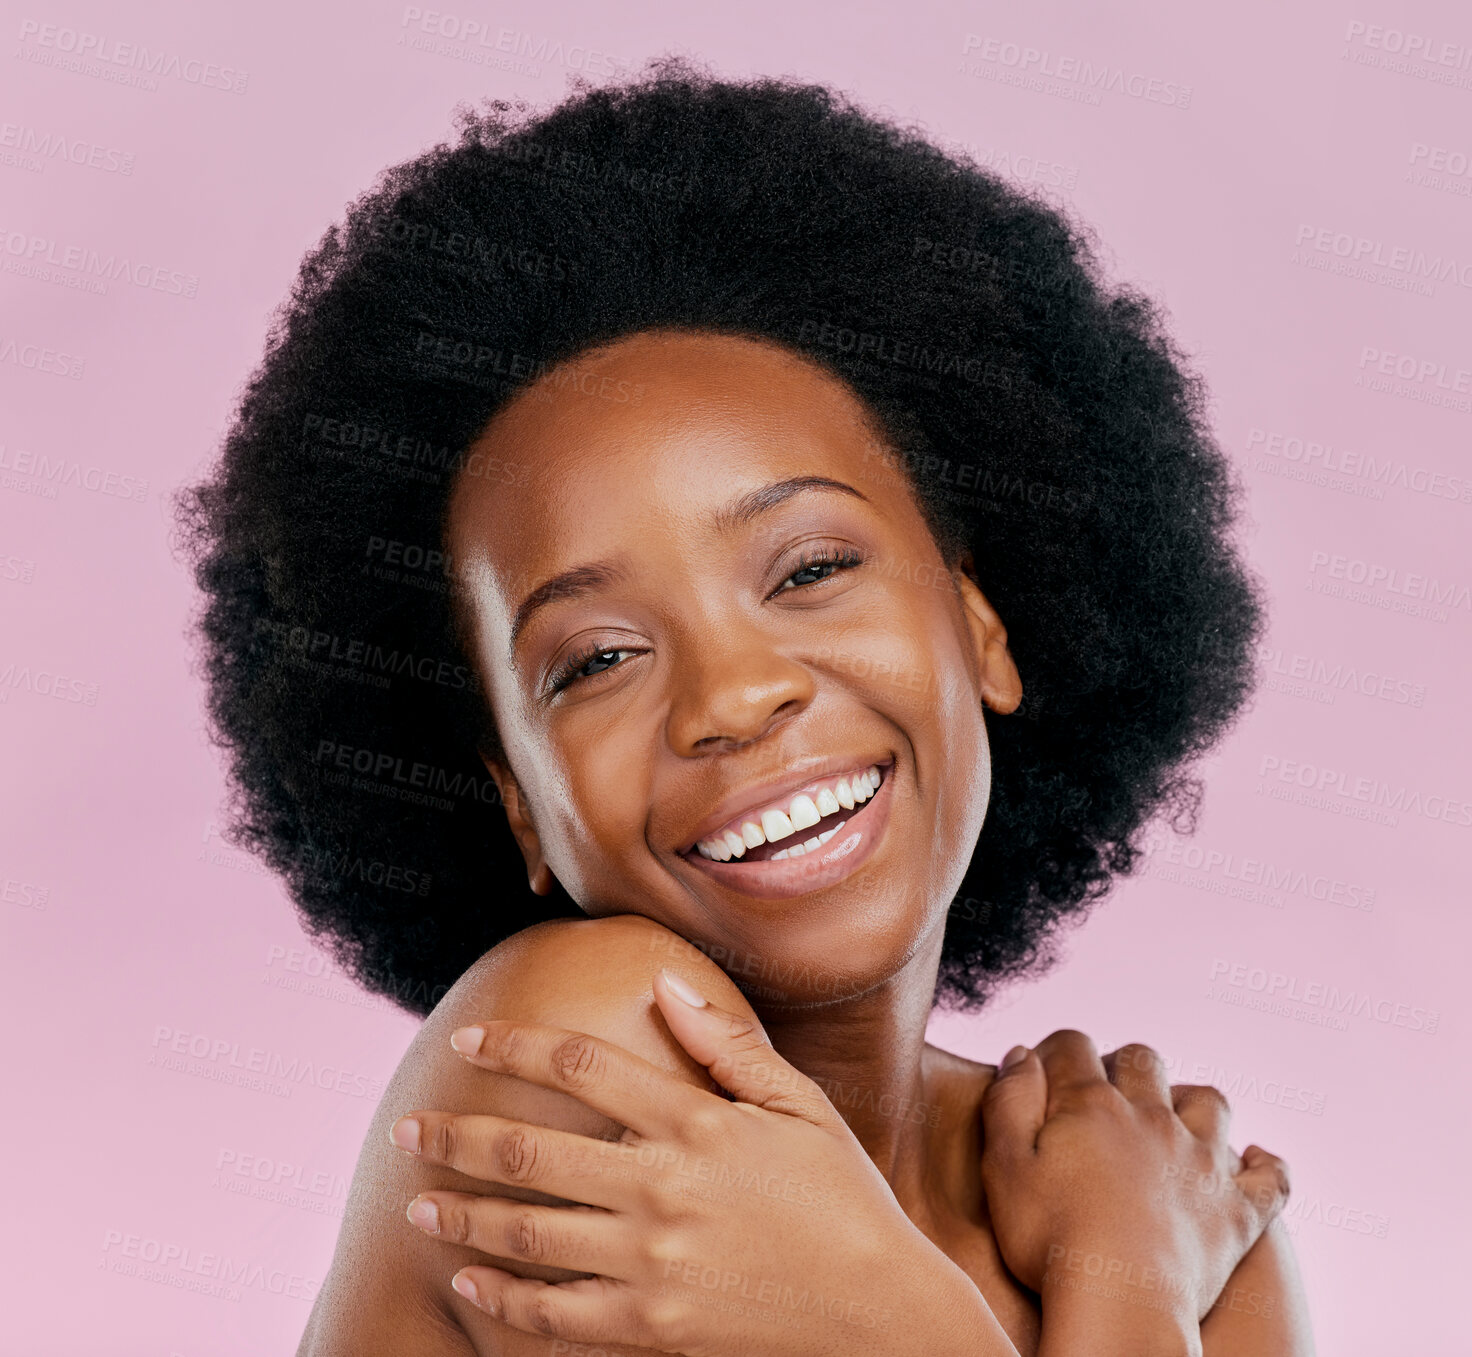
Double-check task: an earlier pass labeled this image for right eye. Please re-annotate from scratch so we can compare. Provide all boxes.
[547,644,639,694]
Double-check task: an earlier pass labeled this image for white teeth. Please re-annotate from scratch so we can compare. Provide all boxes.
[689,765,887,861]
[789,794,821,832]
[760,808,796,843]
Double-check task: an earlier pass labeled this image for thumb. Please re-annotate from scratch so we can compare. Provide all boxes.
[652,968,833,1123]
[1234,1143,1292,1232]
[980,1046,1047,1166]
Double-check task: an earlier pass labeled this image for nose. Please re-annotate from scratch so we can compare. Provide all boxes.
[665,620,816,755]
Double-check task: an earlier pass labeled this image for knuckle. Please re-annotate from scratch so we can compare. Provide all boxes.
[1048,1028,1097,1054]
[524,1291,562,1336]
[494,1123,542,1184]
[1198,1084,1232,1115]
[639,1294,685,1345]
[551,1032,606,1089]
[1071,1080,1117,1111]
[423,1116,457,1164]
[506,1209,549,1262]
[438,1200,472,1245]
[683,1103,727,1145]
[645,1230,685,1268]
[1115,1042,1161,1071]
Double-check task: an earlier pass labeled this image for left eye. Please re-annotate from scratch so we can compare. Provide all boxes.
[773,546,864,593]
[548,646,637,693]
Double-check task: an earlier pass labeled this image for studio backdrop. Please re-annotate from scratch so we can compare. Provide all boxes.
[2,2,1467,1354]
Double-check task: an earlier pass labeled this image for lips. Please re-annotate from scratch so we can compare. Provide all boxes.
[676,757,893,857]
[676,756,898,901]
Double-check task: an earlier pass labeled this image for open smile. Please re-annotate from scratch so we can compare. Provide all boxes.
[676,758,896,900]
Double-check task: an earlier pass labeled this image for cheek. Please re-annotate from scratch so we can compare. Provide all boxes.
[534,737,657,907]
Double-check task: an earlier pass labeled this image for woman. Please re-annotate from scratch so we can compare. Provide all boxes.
[180,58,1313,1354]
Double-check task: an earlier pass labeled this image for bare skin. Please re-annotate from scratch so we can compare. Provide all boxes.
[296,328,1313,1355]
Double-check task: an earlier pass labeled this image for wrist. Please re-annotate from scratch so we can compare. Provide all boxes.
[1037,1255,1202,1357]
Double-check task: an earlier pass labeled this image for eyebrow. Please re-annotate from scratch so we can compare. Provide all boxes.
[507,475,869,655]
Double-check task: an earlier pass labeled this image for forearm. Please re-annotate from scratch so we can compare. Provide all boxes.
[1035,1281,1202,1357]
[1200,1220,1315,1357]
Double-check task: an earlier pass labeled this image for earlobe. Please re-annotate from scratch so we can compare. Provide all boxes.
[954,570,1024,715]
[480,753,556,897]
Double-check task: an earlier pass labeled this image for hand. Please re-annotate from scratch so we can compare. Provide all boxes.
[389,969,1005,1357]
[981,1031,1291,1328]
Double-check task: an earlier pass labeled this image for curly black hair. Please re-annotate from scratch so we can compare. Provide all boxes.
[176,54,1266,1020]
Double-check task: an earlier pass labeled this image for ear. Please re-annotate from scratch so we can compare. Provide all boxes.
[480,753,556,896]
[953,552,1023,715]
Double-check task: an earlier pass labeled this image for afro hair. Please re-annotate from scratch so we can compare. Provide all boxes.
[177,55,1266,1018]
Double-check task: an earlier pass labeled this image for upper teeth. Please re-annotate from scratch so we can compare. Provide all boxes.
[692,764,884,862]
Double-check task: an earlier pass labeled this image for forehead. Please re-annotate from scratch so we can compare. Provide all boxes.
[445,329,898,599]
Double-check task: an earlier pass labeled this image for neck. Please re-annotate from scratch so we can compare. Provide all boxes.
[751,918,947,1220]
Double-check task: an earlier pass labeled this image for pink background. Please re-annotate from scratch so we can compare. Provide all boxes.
[2,2,1468,1352]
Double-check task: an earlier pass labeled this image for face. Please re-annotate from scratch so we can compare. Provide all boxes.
[446,328,1022,1008]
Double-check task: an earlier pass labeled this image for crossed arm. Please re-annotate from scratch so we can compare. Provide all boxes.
[298,913,1313,1356]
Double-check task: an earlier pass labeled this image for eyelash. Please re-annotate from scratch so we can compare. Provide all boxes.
[546,545,866,694]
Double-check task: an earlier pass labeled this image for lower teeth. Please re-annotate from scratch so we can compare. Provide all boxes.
[771,820,847,860]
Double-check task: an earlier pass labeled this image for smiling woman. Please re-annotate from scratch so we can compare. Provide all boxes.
[178,53,1309,1357]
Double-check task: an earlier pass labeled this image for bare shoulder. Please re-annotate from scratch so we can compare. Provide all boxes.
[298,913,757,1356]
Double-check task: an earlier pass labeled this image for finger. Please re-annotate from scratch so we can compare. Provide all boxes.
[980,1046,1047,1163]
[652,969,834,1123]
[390,1109,640,1210]
[1234,1144,1292,1227]
[405,1192,626,1278]
[449,1018,710,1140]
[1171,1083,1232,1143]
[1033,1029,1109,1099]
[1101,1043,1173,1109]
[451,1267,659,1350]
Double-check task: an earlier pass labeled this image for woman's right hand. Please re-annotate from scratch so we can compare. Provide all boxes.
[979,1031,1291,1330]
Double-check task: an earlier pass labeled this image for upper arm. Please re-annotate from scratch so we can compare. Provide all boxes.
[297,912,761,1357]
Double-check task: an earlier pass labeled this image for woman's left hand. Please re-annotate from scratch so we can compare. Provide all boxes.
[389,969,1000,1357]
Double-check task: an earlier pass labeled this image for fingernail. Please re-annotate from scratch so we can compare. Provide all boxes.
[390,1117,421,1153]
[407,1196,439,1233]
[452,1271,479,1304]
[450,1025,485,1055]
[1000,1045,1029,1071]
[661,969,707,1008]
